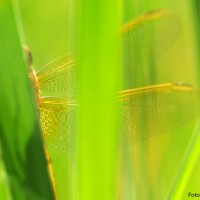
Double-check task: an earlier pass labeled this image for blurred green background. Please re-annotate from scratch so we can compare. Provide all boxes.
[1,0,200,199]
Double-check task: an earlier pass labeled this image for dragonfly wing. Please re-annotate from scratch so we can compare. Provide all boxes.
[118,83,200,145]
[35,54,76,98]
[39,97,77,152]
[121,9,180,88]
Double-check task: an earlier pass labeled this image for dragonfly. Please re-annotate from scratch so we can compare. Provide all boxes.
[26,9,200,153]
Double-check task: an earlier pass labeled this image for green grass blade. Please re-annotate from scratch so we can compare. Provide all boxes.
[165,121,200,200]
[76,1,121,200]
[0,1,55,199]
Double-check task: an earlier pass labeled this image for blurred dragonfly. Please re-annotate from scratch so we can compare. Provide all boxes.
[27,52,76,152]
[26,9,200,152]
[118,83,200,145]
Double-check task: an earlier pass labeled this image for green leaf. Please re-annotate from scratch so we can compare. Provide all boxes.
[0,1,55,199]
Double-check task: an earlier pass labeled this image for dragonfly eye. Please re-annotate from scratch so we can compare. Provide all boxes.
[23,45,33,67]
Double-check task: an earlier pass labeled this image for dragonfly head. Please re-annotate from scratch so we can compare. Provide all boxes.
[23,45,33,67]
[23,45,41,106]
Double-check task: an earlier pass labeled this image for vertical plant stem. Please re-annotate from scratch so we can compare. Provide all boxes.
[76,1,121,200]
[165,122,200,200]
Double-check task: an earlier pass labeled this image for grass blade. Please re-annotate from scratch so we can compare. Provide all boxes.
[76,1,121,200]
[0,1,55,199]
[165,121,200,200]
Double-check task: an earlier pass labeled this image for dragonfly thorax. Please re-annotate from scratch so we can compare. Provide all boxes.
[29,67,41,106]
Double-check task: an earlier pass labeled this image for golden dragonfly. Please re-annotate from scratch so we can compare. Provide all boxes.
[26,9,200,153]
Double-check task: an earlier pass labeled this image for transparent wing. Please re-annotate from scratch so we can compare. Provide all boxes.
[34,10,181,152]
[118,83,200,145]
[121,9,180,89]
[36,54,76,98]
[39,97,77,152]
